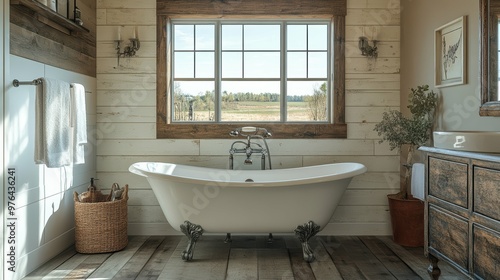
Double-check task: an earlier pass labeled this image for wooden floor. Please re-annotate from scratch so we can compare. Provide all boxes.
[23,235,466,280]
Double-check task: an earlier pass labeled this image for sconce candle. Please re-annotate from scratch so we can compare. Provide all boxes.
[114,27,141,66]
[117,26,121,41]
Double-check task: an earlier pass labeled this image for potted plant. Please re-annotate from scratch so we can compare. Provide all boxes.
[374,84,437,247]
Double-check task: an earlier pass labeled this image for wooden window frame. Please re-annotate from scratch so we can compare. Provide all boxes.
[480,0,500,116]
[156,0,347,138]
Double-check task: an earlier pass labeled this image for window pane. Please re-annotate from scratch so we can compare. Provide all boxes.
[173,81,215,122]
[287,81,328,121]
[222,25,242,50]
[196,25,215,50]
[222,52,242,78]
[174,25,194,50]
[308,52,327,78]
[308,25,328,50]
[196,52,214,78]
[221,81,280,121]
[174,52,194,78]
[287,52,307,78]
[287,25,306,50]
[244,52,280,78]
[244,25,280,50]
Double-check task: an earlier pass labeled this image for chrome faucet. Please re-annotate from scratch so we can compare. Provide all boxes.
[229,127,272,170]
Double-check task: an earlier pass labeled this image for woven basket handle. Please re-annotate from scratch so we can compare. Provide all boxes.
[122,184,129,201]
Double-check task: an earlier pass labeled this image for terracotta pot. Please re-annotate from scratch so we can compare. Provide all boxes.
[387,193,424,247]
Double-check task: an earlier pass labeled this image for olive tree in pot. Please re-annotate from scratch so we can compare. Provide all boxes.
[374,85,437,247]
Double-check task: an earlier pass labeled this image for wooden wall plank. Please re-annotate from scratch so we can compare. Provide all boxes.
[10,0,96,77]
[10,24,96,76]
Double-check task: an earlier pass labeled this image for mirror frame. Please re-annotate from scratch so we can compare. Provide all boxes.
[480,0,500,116]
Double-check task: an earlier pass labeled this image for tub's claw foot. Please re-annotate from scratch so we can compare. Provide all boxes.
[268,233,274,243]
[225,233,232,243]
[294,221,321,262]
[180,221,204,261]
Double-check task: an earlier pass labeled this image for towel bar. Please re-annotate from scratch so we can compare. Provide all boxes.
[12,79,92,93]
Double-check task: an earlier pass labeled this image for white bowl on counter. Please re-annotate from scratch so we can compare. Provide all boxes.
[433,131,500,153]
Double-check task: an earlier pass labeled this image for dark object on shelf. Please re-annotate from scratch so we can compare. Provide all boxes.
[11,0,89,34]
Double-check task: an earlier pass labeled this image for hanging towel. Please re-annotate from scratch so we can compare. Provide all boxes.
[35,78,72,167]
[411,163,425,201]
[70,83,87,164]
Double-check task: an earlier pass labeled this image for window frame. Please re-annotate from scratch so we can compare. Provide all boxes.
[156,0,347,139]
[480,0,500,116]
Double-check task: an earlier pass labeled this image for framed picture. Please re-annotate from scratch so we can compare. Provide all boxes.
[435,16,467,88]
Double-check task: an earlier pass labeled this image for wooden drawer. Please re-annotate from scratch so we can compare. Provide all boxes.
[428,206,469,271]
[473,225,500,279]
[428,157,468,208]
[474,166,500,221]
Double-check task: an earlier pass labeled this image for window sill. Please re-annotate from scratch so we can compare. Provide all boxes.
[157,123,347,139]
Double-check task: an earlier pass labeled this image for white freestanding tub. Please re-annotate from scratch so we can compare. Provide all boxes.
[129,162,367,262]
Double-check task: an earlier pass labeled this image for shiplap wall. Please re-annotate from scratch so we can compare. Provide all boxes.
[96,0,400,236]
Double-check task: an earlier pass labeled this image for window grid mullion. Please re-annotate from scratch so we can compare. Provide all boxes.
[215,21,221,122]
[242,25,245,79]
[193,25,196,78]
[282,21,287,122]
[306,24,309,79]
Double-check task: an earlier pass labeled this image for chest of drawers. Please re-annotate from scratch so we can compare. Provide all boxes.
[420,147,500,279]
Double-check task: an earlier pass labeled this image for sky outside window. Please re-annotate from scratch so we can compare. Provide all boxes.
[172,21,330,122]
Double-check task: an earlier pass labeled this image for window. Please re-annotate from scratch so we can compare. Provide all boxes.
[156,0,347,138]
[172,21,330,123]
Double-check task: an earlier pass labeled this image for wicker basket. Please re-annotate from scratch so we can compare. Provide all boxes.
[73,185,128,254]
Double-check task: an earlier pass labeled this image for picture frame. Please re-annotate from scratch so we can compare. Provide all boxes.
[435,16,467,88]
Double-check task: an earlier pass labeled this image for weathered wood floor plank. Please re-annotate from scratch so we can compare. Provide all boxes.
[23,235,468,280]
[113,236,166,279]
[87,235,149,279]
[136,235,183,280]
[360,236,420,279]
[22,247,77,280]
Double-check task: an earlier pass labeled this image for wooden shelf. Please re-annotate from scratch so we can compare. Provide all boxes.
[11,0,89,34]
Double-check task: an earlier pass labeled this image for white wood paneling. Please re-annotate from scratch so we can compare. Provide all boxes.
[97,107,156,122]
[97,42,157,58]
[346,9,400,26]
[345,106,398,123]
[346,91,400,107]
[346,58,400,74]
[346,73,400,90]
[95,0,401,237]
[105,9,156,25]
[347,0,400,9]
[97,26,156,42]
[6,55,97,280]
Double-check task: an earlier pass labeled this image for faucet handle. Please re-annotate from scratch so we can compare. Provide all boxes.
[229,130,239,137]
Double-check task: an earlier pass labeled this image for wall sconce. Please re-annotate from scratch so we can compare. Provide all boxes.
[358,36,378,58]
[115,27,140,66]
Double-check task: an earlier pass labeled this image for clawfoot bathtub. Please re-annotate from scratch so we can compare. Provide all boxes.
[129,162,367,262]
